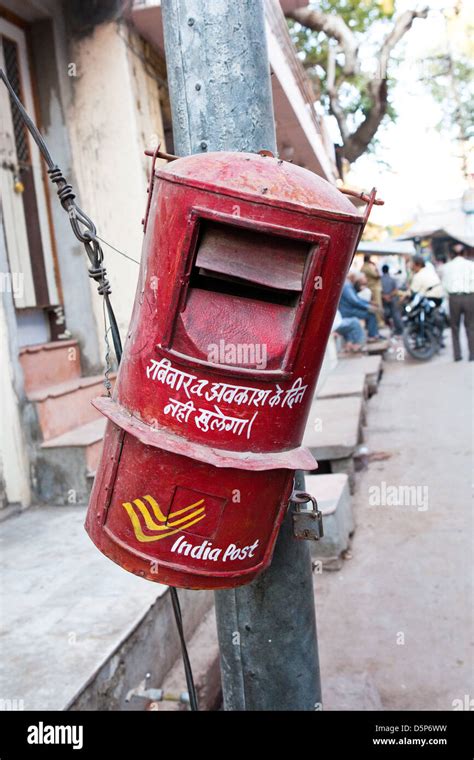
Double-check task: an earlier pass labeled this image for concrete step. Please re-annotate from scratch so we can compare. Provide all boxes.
[0,506,212,711]
[366,338,390,356]
[303,395,364,461]
[334,355,383,395]
[29,375,113,441]
[317,371,368,401]
[303,395,364,492]
[19,340,81,395]
[41,417,106,464]
[37,419,107,504]
[305,473,353,570]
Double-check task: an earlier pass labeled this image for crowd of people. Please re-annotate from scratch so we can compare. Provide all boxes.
[333,243,474,362]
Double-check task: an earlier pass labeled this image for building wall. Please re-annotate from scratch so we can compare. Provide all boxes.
[30,13,103,373]
[0,216,31,509]
[65,21,168,343]
[0,8,170,510]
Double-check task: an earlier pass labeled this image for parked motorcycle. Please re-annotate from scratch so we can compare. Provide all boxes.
[402,289,448,361]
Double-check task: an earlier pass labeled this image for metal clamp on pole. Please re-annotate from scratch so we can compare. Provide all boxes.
[289,491,324,541]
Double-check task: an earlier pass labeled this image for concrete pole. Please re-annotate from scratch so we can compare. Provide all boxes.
[161,0,321,711]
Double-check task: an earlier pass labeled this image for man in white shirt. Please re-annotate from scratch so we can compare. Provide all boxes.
[410,256,444,301]
[441,244,474,361]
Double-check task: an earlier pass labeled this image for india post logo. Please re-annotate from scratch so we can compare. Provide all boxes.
[122,494,206,542]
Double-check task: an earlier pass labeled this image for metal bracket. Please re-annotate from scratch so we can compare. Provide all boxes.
[142,145,160,233]
[289,491,324,541]
[142,144,181,233]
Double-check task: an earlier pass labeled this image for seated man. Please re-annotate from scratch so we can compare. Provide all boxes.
[339,277,380,341]
[333,309,366,353]
[354,272,372,303]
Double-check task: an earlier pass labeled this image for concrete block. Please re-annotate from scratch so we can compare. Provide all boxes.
[366,338,390,356]
[330,456,357,494]
[317,372,368,401]
[29,376,108,442]
[334,355,383,395]
[305,473,353,569]
[37,418,106,505]
[35,447,92,505]
[19,340,81,396]
[303,396,363,460]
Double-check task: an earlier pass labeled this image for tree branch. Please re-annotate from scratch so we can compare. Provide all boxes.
[288,5,429,163]
[327,44,350,143]
[342,79,388,163]
[287,7,359,75]
[378,8,428,78]
[342,8,429,162]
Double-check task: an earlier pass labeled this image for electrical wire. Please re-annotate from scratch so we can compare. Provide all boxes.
[170,587,200,711]
[96,234,140,265]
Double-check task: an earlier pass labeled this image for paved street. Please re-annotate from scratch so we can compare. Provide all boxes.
[317,340,473,710]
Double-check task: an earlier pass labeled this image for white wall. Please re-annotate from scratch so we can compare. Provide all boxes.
[66,22,167,343]
[0,218,31,508]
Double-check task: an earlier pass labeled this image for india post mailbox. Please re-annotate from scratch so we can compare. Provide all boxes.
[85,151,376,589]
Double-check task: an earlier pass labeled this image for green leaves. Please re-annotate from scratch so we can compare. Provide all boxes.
[287,1,412,162]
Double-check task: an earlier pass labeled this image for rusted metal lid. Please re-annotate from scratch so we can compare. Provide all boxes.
[155,151,362,220]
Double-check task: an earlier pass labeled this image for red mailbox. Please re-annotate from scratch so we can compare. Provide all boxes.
[85,151,377,589]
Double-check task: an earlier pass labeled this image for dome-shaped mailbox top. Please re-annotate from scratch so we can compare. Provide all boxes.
[155,151,362,220]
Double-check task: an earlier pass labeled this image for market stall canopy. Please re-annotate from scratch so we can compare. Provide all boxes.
[357,240,416,256]
[397,206,474,248]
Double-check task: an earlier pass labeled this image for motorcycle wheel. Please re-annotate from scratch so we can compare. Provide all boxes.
[403,324,438,360]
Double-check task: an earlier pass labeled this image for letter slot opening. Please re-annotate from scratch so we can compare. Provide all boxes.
[170,220,317,372]
[190,222,310,306]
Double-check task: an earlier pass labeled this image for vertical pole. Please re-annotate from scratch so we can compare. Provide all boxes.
[161,0,321,711]
[161,0,276,156]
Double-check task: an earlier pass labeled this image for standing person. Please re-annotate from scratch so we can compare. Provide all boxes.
[394,268,406,291]
[441,244,474,362]
[410,255,443,304]
[381,264,404,336]
[361,254,384,328]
